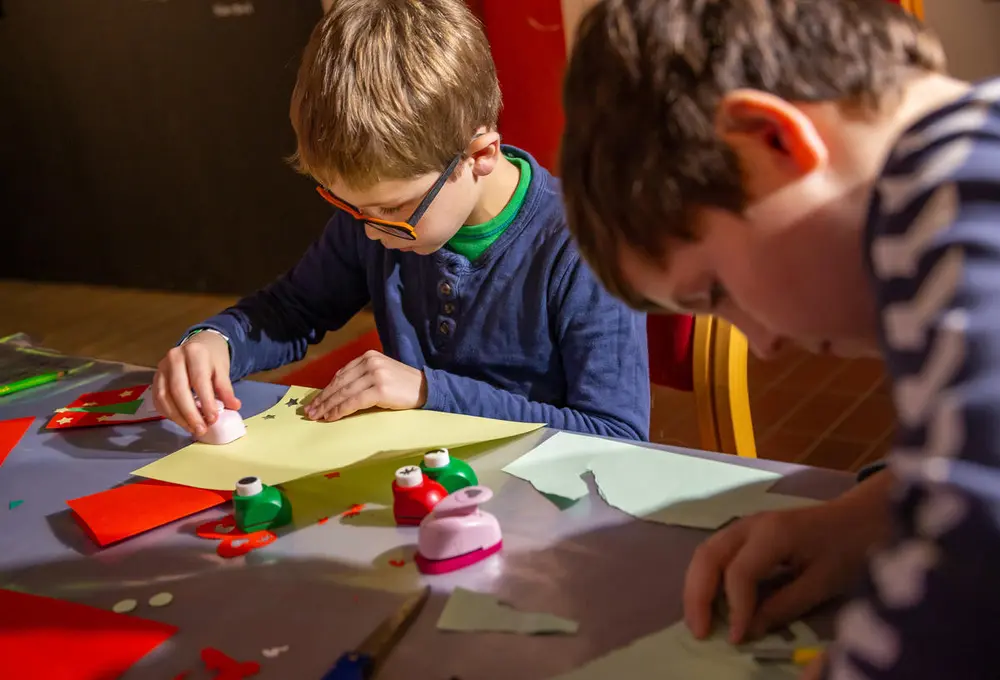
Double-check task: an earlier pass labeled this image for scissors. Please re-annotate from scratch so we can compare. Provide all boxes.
[321,586,430,680]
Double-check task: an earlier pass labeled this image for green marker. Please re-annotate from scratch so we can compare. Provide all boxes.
[232,476,292,533]
[420,448,478,494]
[0,372,62,397]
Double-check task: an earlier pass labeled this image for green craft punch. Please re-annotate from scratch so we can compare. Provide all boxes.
[420,447,478,494]
[232,476,292,533]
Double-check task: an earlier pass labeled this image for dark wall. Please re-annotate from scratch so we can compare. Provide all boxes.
[0,0,333,294]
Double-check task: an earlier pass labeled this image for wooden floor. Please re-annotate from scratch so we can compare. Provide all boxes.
[0,279,895,472]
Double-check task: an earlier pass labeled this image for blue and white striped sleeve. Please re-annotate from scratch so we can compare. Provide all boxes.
[823,79,1000,680]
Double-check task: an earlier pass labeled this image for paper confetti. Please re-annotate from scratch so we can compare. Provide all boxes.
[261,645,289,659]
[8,500,23,510]
[112,598,138,614]
[148,592,174,607]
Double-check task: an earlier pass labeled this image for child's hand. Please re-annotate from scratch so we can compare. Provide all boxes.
[683,471,893,644]
[305,350,427,422]
[152,331,241,436]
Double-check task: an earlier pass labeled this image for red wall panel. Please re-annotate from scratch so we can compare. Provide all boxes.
[480,0,567,173]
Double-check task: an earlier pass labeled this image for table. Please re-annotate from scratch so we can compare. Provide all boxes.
[0,359,855,679]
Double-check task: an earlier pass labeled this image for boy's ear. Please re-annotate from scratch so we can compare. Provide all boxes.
[715,90,828,187]
[466,131,502,178]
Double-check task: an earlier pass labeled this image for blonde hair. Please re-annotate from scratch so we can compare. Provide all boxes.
[289,0,501,189]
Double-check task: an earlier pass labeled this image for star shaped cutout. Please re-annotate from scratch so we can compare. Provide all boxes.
[263,414,276,420]
[119,390,133,398]
[285,398,298,407]
[82,401,98,407]
[97,415,113,422]
[56,417,74,425]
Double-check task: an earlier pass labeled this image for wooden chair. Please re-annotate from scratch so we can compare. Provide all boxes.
[647,314,756,458]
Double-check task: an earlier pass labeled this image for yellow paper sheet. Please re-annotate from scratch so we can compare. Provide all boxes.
[132,386,544,490]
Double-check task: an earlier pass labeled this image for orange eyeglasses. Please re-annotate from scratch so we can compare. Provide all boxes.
[316,154,463,241]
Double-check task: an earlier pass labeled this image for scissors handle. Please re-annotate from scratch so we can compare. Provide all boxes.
[320,651,374,680]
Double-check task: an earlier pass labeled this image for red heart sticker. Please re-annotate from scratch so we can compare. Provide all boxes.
[324,471,341,479]
[389,559,405,568]
[342,504,365,518]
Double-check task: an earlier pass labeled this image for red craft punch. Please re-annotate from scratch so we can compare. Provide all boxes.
[392,465,447,526]
[414,485,502,575]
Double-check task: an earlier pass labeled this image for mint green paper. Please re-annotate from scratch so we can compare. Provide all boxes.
[501,434,640,501]
[503,432,820,529]
[437,588,579,635]
[548,618,820,680]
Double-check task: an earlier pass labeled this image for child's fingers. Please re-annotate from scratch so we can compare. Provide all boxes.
[749,565,832,640]
[307,364,367,416]
[166,356,206,436]
[153,371,192,434]
[683,520,750,639]
[723,521,792,644]
[187,354,218,424]
[213,373,241,411]
[311,375,374,421]
[323,386,378,422]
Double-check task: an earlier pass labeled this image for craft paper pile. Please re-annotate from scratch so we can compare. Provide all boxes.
[503,432,818,529]
[67,480,232,547]
[0,588,178,679]
[133,385,544,490]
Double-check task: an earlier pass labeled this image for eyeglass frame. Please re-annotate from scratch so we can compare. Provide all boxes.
[315,153,464,241]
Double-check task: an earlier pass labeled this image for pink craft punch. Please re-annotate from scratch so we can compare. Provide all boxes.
[194,400,246,445]
[414,485,502,575]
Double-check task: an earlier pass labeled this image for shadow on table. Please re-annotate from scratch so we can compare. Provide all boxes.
[4,465,849,679]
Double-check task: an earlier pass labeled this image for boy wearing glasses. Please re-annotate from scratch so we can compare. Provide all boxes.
[151,0,650,441]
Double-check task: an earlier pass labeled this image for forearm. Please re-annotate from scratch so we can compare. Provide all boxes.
[187,292,315,381]
[423,367,647,441]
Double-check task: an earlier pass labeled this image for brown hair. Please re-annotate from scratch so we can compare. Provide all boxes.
[559,0,946,308]
[289,0,501,189]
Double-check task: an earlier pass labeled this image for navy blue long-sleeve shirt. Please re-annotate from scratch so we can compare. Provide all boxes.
[823,77,1000,679]
[187,147,650,441]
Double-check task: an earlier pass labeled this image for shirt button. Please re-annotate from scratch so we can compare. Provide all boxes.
[439,321,451,336]
[439,281,453,297]
[443,303,455,315]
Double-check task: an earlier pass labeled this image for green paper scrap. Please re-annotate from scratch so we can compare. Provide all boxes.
[547,618,819,680]
[588,449,820,530]
[502,434,640,502]
[437,588,579,635]
[8,500,23,510]
[503,432,819,529]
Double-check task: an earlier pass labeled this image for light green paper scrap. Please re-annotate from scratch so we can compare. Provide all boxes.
[437,587,579,635]
[547,618,819,680]
[589,448,820,529]
[501,433,642,501]
[505,432,820,529]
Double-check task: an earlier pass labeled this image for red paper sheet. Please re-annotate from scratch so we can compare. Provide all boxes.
[0,588,178,679]
[0,416,33,468]
[68,480,231,547]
